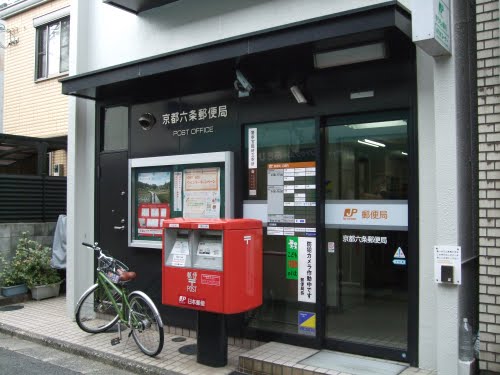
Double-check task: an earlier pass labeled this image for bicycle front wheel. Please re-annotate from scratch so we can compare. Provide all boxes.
[75,283,122,333]
[128,291,164,356]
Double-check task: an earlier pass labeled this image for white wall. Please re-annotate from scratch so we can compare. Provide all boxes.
[78,0,408,73]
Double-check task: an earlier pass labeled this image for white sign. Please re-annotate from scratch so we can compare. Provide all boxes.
[174,172,183,212]
[172,254,187,267]
[412,0,451,56]
[393,247,407,266]
[171,238,189,255]
[326,202,408,229]
[183,168,221,218]
[434,245,461,285]
[248,128,258,169]
[197,241,222,257]
[298,237,316,303]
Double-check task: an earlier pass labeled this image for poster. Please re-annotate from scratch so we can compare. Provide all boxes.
[183,167,221,218]
[298,237,316,303]
[136,170,171,239]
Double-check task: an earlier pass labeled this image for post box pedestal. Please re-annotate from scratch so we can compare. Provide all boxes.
[197,311,227,367]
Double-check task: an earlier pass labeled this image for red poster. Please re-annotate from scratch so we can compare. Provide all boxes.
[137,203,170,237]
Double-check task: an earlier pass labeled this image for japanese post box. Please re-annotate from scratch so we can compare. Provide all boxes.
[162,218,262,314]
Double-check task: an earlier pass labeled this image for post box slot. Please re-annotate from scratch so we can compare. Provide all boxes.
[164,229,192,267]
[192,230,223,271]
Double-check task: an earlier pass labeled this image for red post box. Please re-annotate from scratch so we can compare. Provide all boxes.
[162,218,262,314]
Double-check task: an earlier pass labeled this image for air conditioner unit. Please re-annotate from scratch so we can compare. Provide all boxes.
[53,164,64,176]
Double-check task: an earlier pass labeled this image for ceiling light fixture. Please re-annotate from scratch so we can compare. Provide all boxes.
[347,119,407,130]
[364,139,386,147]
[357,140,379,148]
[290,85,308,104]
[314,42,387,69]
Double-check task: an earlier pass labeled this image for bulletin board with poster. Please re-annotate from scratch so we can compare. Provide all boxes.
[128,152,234,249]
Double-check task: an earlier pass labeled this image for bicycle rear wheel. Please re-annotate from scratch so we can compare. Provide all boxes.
[128,291,164,356]
[75,283,122,333]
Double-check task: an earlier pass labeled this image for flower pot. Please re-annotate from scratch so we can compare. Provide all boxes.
[30,281,61,301]
[1,284,28,297]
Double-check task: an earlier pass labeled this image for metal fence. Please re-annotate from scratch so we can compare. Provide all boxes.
[0,175,67,222]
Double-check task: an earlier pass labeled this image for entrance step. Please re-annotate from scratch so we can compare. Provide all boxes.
[238,342,432,375]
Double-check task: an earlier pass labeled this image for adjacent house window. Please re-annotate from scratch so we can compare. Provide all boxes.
[35,17,70,79]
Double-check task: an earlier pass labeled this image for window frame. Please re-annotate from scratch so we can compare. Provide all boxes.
[34,16,70,81]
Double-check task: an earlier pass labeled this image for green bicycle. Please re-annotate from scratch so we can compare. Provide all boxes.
[75,242,164,357]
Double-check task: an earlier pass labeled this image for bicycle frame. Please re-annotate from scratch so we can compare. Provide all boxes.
[96,271,131,325]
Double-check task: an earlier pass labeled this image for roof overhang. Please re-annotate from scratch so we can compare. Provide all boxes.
[103,0,181,14]
[0,0,50,20]
[61,3,411,101]
[0,133,67,169]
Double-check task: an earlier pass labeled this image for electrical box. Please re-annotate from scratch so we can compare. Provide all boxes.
[53,163,64,176]
[434,245,461,285]
[162,218,262,314]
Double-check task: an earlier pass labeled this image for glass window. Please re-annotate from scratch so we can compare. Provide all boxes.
[244,119,317,335]
[324,116,409,352]
[35,17,70,80]
[103,106,128,151]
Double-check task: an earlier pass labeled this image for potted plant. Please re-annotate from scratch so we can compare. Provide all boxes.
[0,238,29,297]
[1,232,62,300]
[0,254,28,297]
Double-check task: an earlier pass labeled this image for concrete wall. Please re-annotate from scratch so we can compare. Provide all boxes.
[477,0,500,372]
[0,222,56,273]
[2,0,69,138]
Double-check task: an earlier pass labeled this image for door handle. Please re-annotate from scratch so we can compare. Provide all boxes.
[113,226,125,231]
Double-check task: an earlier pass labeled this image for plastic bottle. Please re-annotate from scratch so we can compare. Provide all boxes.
[459,318,474,362]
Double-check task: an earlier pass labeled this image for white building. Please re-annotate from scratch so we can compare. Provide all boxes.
[62,1,477,374]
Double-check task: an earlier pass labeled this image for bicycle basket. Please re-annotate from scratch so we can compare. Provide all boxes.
[99,257,129,284]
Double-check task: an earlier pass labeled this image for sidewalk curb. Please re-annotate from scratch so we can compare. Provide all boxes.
[0,321,179,375]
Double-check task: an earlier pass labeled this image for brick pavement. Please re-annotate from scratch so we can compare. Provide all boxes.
[0,296,436,375]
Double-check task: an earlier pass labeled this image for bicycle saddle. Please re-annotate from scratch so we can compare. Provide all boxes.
[118,270,137,282]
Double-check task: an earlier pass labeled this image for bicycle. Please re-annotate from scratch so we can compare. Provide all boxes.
[75,242,164,357]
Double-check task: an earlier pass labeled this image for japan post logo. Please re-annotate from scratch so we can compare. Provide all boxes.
[343,208,358,220]
[178,296,187,304]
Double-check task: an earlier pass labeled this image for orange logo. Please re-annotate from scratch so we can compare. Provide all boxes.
[343,208,358,220]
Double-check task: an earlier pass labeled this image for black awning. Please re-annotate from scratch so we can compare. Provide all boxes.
[103,0,180,14]
[61,3,410,101]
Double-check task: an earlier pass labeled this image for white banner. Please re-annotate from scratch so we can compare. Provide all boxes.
[248,128,257,169]
[298,237,316,303]
[325,201,408,228]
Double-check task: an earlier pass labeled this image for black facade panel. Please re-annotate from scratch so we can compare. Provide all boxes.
[0,176,67,223]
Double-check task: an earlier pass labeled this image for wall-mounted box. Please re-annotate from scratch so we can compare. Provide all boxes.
[412,0,452,56]
[434,245,461,285]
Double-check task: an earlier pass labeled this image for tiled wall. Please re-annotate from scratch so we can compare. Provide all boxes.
[477,0,500,372]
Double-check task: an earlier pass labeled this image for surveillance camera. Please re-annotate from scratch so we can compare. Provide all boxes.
[234,69,253,96]
[138,113,156,130]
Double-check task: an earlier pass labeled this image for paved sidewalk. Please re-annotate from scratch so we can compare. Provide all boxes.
[0,296,244,375]
[0,296,437,375]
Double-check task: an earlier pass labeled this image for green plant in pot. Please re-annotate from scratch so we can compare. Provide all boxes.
[0,237,29,297]
[1,232,61,300]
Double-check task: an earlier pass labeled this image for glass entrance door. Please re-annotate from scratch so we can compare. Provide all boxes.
[323,114,409,359]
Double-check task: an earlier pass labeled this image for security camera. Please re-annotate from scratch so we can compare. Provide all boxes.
[234,69,253,97]
[138,113,156,130]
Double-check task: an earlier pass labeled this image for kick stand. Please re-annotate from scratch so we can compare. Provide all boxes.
[110,322,123,346]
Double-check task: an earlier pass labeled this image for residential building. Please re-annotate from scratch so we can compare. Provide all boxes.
[0,0,69,176]
[62,1,477,374]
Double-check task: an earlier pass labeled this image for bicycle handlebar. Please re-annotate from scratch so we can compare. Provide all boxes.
[82,242,94,248]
